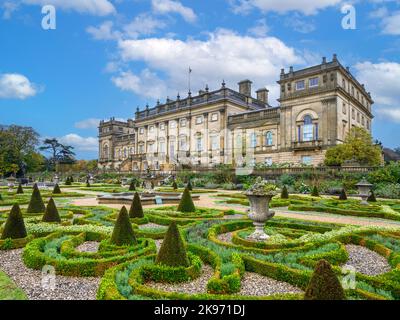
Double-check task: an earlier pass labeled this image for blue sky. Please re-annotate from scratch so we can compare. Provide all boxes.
[0,0,399,159]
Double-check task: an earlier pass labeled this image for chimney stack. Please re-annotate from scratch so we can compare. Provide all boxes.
[238,79,252,97]
[322,57,327,64]
[333,53,338,62]
[256,88,269,104]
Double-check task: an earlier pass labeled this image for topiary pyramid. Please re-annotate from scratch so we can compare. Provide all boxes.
[177,187,196,213]
[339,188,348,201]
[16,184,24,194]
[110,206,137,246]
[1,204,27,240]
[52,184,62,194]
[0,193,2,201]
[27,183,46,213]
[70,176,74,183]
[281,185,289,199]
[86,179,91,188]
[42,198,61,223]
[129,180,136,191]
[367,190,377,202]
[187,180,193,191]
[304,259,345,300]
[311,185,320,197]
[172,181,178,190]
[129,192,144,218]
[156,221,190,267]
[65,176,71,185]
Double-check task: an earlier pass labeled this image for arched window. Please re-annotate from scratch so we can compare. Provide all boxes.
[250,132,257,148]
[303,115,314,142]
[265,131,273,146]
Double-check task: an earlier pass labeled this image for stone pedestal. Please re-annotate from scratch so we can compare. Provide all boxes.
[246,194,275,241]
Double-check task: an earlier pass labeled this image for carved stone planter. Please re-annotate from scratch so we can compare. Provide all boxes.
[246,194,275,241]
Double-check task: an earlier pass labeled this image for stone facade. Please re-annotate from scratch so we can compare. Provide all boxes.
[98,55,374,172]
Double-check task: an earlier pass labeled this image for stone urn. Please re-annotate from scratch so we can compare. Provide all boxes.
[356,178,373,205]
[244,178,277,241]
[53,174,59,184]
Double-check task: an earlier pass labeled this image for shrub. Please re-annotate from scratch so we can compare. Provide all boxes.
[1,204,27,240]
[42,198,61,223]
[111,206,137,246]
[368,190,377,202]
[0,193,2,201]
[86,180,91,188]
[304,259,345,300]
[374,183,400,199]
[70,176,74,183]
[311,186,320,197]
[156,221,190,267]
[339,189,348,201]
[27,183,46,213]
[172,181,178,190]
[281,186,289,199]
[129,180,136,191]
[65,177,71,185]
[279,174,295,187]
[129,192,144,218]
[16,184,24,194]
[187,180,193,191]
[52,184,62,194]
[177,187,196,213]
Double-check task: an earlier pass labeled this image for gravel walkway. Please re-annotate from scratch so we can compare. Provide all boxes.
[139,223,166,230]
[223,214,246,220]
[145,265,213,294]
[0,249,100,300]
[342,245,391,276]
[238,272,303,297]
[75,241,100,253]
[216,232,233,243]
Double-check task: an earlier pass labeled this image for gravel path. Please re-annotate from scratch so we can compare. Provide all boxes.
[145,265,213,294]
[223,214,246,220]
[75,241,99,253]
[238,272,303,297]
[216,232,233,243]
[139,223,166,230]
[342,245,391,276]
[0,249,100,300]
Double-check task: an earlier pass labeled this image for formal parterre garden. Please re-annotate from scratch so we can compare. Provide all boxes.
[1,182,400,300]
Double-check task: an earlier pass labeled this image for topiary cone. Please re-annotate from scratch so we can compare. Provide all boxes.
[129,180,136,191]
[111,206,137,246]
[187,180,193,191]
[172,181,178,190]
[156,221,190,267]
[42,198,61,223]
[27,183,46,213]
[311,185,320,197]
[16,184,24,194]
[304,259,345,300]
[65,176,71,185]
[177,187,196,213]
[281,185,289,199]
[52,184,62,194]
[1,204,27,240]
[339,188,347,201]
[129,192,144,218]
[0,193,3,201]
[367,190,377,202]
[86,179,91,188]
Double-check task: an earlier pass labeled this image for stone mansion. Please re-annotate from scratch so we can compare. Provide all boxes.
[98,54,374,172]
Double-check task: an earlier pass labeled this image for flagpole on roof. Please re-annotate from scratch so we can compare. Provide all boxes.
[188,66,192,95]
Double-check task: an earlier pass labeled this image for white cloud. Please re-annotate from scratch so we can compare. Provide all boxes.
[248,19,269,37]
[116,29,303,103]
[229,0,342,15]
[75,118,102,129]
[87,21,121,40]
[2,1,19,19]
[58,134,98,151]
[381,11,400,35]
[354,61,400,123]
[123,13,167,38]
[112,69,168,99]
[284,14,316,33]
[0,73,39,99]
[151,0,197,22]
[22,0,116,16]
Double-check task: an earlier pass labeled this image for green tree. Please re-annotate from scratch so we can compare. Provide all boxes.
[42,198,61,223]
[324,127,382,166]
[39,138,76,172]
[156,221,190,267]
[177,187,196,213]
[304,260,345,300]
[110,206,137,246]
[1,204,27,240]
[129,192,144,218]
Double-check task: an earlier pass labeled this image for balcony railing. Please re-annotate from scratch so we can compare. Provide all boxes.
[292,140,323,151]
